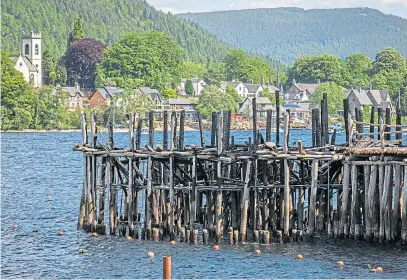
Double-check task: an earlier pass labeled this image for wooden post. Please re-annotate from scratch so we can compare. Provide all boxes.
[148,111,154,147]
[170,111,176,151]
[211,112,217,147]
[203,229,209,245]
[350,164,360,239]
[197,111,205,147]
[252,97,257,145]
[312,109,317,147]
[339,163,350,238]
[108,122,116,235]
[163,111,168,150]
[178,110,185,150]
[297,160,304,231]
[266,109,272,142]
[385,108,391,141]
[190,156,197,231]
[363,165,371,241]
[283,111,290,240]
[240,160,252,242]
[163,256,171,280]
[145,156,153,240]
[396,103,402,145]
[393,164,401,241]
[128,113,135,237]
[377,107,383,141]
[169,156,175,239]
[367,165,378,241]
[90,112,97,230]
[275,90,280,146]
[77,112,87,230]
[343,99,350,144]
[307,159,319,238]
[401,166,407,244]
[136,117,142,150]
[320,94,328,145]
[223,110,231,150]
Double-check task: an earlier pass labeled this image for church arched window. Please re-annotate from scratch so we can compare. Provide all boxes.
[25,44,29,55]
[35,44,39,55]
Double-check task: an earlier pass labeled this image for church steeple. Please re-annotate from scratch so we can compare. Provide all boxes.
[22,31,42,87]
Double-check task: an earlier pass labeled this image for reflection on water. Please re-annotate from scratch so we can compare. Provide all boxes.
[1,131,406,279]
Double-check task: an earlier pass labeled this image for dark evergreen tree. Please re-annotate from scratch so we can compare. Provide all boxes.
[185,79,194,95]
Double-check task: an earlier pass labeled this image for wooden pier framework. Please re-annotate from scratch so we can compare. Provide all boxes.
[74,94,407,245]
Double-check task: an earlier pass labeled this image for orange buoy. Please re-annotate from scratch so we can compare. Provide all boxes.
[91,232,98,237]
[337,261,344,266]
[296,254,303,259]
[212,245,220,251]
[169,240,176,245]
[127,236,133,241]
[79,248,85,254]
[376,267,383,273]
[255,249,261,255]
[58,231,64,236]
[33,228,39,232]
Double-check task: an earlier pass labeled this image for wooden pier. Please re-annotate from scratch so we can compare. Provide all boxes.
[74,94,407,245]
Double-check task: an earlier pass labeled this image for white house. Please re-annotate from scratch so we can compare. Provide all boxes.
[220,81,249,98]
[244,84,263,97]
[181,78,206,96]
[10,32,42,88]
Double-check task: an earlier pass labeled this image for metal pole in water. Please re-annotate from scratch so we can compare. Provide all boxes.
[163,256,171,279]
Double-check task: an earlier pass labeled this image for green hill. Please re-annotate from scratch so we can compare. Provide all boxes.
[178,7,407,63]
[1,0,229,62]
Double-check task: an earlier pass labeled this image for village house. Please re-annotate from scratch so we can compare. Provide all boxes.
[58,85,87,111]
[220,81,249,98]
[244,83,263,98]
[89,86,124,107]
[167,98,197,120]
[261,84,280,94]
[281,103,311,120]
[10,32,42,88]
[180,78,206,96]
[238,97,274,118]
[344,88,392,117]
[285,79,319,102]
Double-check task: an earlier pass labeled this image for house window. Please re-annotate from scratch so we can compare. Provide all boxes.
[239,87,242,91]
[19,63,23,67]
[35,64,38,68]
[35,44,39,55]
[72,103,74,107]
[25,44,29,55]
[77,103,80,107]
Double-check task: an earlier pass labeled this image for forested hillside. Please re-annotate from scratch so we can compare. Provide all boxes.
[178,7,407,63]
[1,0,229,62]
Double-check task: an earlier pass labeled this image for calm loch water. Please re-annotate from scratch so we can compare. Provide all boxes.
[1,130,406,278]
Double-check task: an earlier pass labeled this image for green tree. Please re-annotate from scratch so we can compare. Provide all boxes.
[204,62,226,86]
[181,61,206,79]
[99,31,185,91]
[225,85,242,103]
[345,53,373,88]
[185,79,194,95]
[42,50,56,85]
[55,64,67,86]
[1,51,37,130]
[163,88,176,99]
[195,85,237,117]
[372,48,407,97]
[68,19,84,46]
[288,54,350,86]
[310,82,343,114]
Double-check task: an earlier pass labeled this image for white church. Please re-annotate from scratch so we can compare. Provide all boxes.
[10,31,42,88]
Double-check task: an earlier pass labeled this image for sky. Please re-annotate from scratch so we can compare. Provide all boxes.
[148,0,407,19]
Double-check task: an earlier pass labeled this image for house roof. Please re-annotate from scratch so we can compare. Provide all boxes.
[282,104,300,109]
[168,98,195,105]
[220,81,243,90]
[244,84,262,93]
[294,83,318,95]
[255,97,272,105]
[367,89,390,106]
[59,87,85,97]
[11,55,38,72]
[136,87,163,102]
[345,89,372,106]
[263,85,279,92]
[96,86,124,99]
[182,78,205,84]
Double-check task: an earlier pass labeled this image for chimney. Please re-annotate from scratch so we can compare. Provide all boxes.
[292,79,296,85]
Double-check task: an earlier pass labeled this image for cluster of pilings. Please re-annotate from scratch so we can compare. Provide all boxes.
[75,94,407,245]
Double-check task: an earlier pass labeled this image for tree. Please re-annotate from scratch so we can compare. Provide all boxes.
[225,85,242,103]
[185,80,194,95]
[288,54,350,86]
[310,82,343,114]
[1,51,37,130]
[204,62,226,86]
[65,38,105,87]
[163,88,176,99]
[99,31,185,91]
[372,48,407,97]
[68,19,84,46]
[42,50,56,85]
[55,64,67,86]
[345,53,373,88]
[181,61,206,79]
[195,85,237,117]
